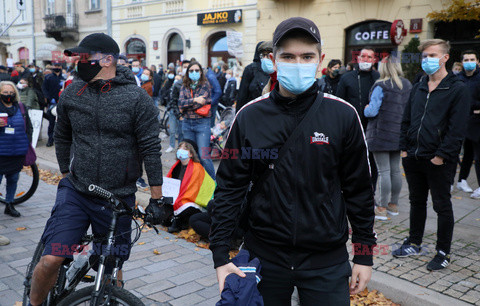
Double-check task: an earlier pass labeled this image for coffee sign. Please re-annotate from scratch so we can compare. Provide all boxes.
[390,19,407,45]
[346,21,393,46]
[197,9,242,26]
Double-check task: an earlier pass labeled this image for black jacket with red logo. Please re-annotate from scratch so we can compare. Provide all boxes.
[209,82,376,270]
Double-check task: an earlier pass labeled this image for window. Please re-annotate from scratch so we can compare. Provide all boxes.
[66,0,74,14]
[90,0,100,10]
[46,0,55,15]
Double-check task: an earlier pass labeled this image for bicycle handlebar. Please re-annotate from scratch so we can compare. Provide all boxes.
[88,184,113,200]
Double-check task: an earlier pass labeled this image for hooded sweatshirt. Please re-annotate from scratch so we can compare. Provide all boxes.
[236,42,270,112]
[55,65,163,197]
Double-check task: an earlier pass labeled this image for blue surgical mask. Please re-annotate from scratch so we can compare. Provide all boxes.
[276,62,318,95]
[176,149,190,161]
[132,67,140,73]
[168,73,175,79]
[463,62,477,72]
[422,57,442,75]
[189,71,200,82]
[261,58,275,74]
[140,74,149,82]
[29,68,36,73]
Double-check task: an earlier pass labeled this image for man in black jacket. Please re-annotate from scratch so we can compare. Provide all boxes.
[456,50,480,195]
[0,65,11,81]
[235,42,270,113]
[395,39,470,271]
[29,33,167,306]
[210,17,376,305]
[336,47,380,192]
[41,63,63,147]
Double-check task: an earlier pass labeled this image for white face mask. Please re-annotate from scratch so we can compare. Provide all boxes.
[358,62,372,71]
[182,68,187,76]
[17,83,27,90]
[225,74,232,80]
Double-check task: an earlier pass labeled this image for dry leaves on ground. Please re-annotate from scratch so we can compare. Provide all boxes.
[350,288,400,305]
[24,167,63,185]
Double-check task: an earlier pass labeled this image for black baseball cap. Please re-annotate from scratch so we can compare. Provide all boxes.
[64,33,120,56]
[273,17,321,46]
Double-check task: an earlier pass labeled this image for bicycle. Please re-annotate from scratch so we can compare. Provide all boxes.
[158,106,170,137]
[23,184,172,306]
[0,163,39,205]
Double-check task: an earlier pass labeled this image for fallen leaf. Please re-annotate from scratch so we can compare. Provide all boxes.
[453,196,462,200]
[137,242,146,245]
[153,249,160,255]
[16,227,26,231]
[14,302,22,306]
[194,248,199,251]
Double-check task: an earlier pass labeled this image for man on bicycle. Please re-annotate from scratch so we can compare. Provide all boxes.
[29,33,167,306]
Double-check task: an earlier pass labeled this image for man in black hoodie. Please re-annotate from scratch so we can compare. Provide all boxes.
[210,17,375,305]
[235,42,270,112]
[394,39,469,271]
[28,33,167,306]
[336,47,380,192]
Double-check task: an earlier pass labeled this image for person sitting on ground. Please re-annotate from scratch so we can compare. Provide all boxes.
[165,139,215,233]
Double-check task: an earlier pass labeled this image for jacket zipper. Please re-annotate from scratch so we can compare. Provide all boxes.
[414,87,449,159]
[95,90,102,183]
[292,112,299,248]
[357,74,362,108]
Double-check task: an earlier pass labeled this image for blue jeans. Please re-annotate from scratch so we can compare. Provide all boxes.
[210,104,218,127]
[182,117,215,179]
[0,172,20,203]
[169,110,183,148]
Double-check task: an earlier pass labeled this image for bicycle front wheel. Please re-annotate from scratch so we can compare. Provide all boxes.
[57,285,144,306]
[0,163,39,205]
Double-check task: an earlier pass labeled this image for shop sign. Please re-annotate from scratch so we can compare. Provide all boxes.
[410,18,423,33]
[391,19,407,45]
[346,21,392,46]
[197,9,242,25]
[153,41,158,50]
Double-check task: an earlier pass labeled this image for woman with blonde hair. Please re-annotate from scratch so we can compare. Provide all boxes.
[364,56,413,220]
[0,81,33,218]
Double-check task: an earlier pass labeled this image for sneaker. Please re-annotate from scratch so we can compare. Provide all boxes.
[0,235,10,246]
[471,187,480,199]
[457,179,473,193]
[165,146,174,153]
[427,250,450,271]
[387,203,399,216]
[392,238,422,257]
[136,178,149,190]
[374,206,388,221]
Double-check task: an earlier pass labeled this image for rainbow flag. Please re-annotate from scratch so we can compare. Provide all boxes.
[167,160,215,215]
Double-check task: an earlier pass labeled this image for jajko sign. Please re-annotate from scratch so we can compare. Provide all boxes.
[197,9,242,25]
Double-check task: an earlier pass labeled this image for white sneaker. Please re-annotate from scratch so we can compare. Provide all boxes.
[471,188,480,199]
[165,146,174,153]
[457,180,473,193]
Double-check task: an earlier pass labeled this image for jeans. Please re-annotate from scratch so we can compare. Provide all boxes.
[45,111,55,143]
[373,151,402,207]
[182,117,215,179]
[256,258,351,306]
[168,110,183,148]
[402,157,456,253]
[0,172,20,203]
[458,138,474,181]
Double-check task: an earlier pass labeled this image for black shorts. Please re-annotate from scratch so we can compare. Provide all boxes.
[41,178,134,270]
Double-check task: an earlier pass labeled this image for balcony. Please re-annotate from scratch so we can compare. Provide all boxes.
[43,14,79,42]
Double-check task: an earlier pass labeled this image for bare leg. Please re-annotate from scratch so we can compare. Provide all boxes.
[29,255,64,305]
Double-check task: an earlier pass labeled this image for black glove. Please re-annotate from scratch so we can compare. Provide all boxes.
[145,197,173,225]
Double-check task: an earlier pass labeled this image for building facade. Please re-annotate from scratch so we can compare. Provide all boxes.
[0,0,35,65]
[112,0,258,68]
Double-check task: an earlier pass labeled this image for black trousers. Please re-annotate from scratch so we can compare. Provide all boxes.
[257,258,351,306]
[189,212,210,239]
[402,157,456,254]
[471,140,480,185]
[45,111,55,142]
[458,138,474,181]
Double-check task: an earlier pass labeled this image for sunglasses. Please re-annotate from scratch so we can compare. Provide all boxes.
[189,69,200,73]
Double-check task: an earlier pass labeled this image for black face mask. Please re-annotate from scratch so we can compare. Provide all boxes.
[1,94,15,104]
[52,68,62,73]
[332,69,340,77]
[77,59,103,83]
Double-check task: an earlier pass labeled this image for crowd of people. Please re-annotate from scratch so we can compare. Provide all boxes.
[1,16,479,306]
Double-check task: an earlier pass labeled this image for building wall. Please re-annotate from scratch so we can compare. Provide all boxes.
[112,0,258,68]
[256,0,449,67]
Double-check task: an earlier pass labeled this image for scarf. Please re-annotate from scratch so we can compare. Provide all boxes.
[0,101,19,117]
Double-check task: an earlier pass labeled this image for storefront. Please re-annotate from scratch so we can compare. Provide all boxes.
[344,21,398,64]
[125,37,147,65]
